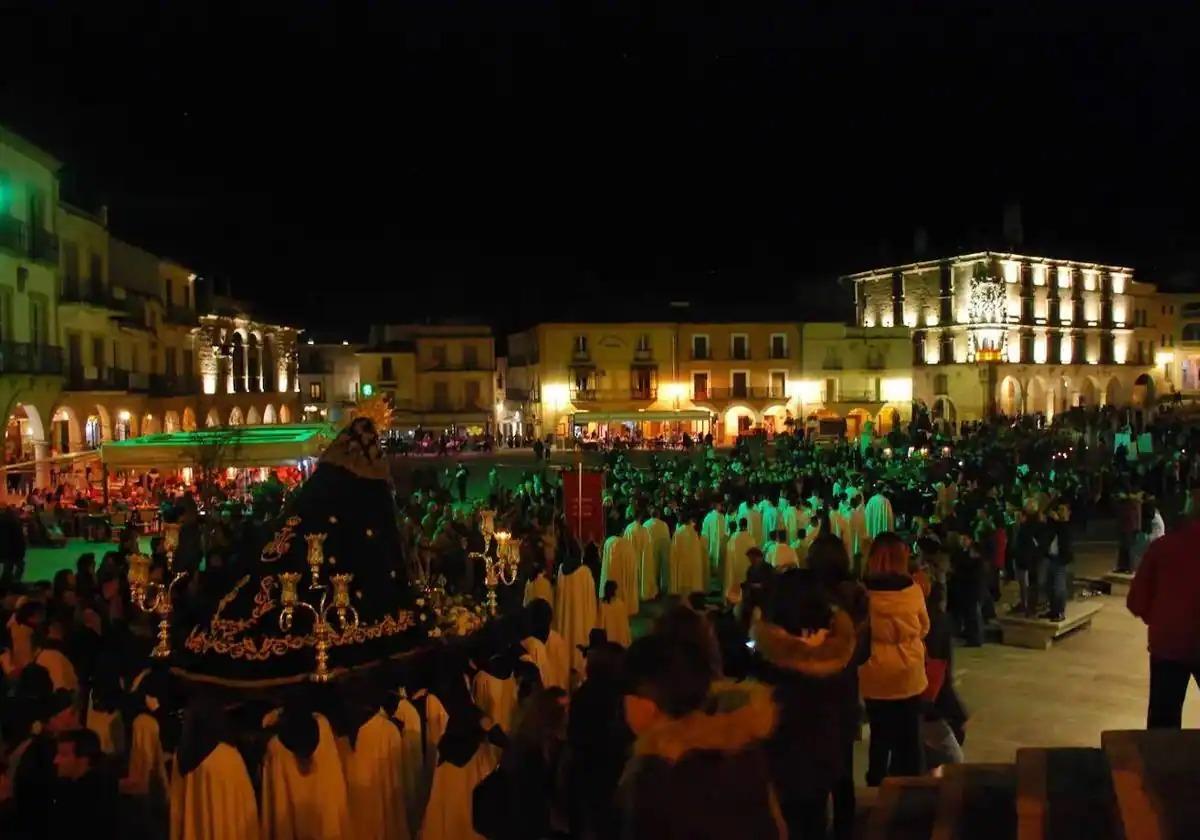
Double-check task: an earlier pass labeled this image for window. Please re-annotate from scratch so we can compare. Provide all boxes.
[692,334,709,360]
[92,336,105,371]
[731,371,749,398]
[381,356,395,380]
[0,288,12,342]
[28,295,48,347]
[309,381,324,401]
[636,334,651,352]
[769,370,787,398]
[465,380,481,408]
[1182,324,1200,342]
[632,367,655,398]
[89,252,103,288]
[62,241,80,296]
[933,373,949,395]
[823,378,838,402]
[463,345,479,369]
[165,279,174,307]
[770,333,787,359]
[166,347,177,377]
[692,371,709,399]
[433,381,450,408]
[731,333,749,360]
[573,335,588,354]
[431,344,447,368]
[183,350,195,382]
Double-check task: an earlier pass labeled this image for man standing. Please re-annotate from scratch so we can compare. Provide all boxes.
[724,518,756,598]
[642,507,671,601]
[701,501,727,591]
[623,511,652,600]
[454,462,469,504]
[1128,515,1200,728]
[865,484,895,539]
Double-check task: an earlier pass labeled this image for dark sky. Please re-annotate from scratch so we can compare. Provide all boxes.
[3,1,1198,333]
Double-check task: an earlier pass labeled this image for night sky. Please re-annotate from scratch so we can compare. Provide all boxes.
[2,2,1198,335]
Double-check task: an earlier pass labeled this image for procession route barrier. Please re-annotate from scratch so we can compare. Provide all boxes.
[995,601,1104,650]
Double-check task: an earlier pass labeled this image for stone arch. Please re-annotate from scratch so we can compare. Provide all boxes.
[1026,376,1049,416]
[998,376,1023,415]
[246,405,262,425]
[1132,373,1156,408]
[932,396,958,425]
[164,410,181,433]
[230,332,246,394]
[141,413,161,436]
[723,404,759,440]
[263,404,277,424]
[760,403,791,436]
[85,404,111,448]
[228,406,244,426]
[113,409,137,440]
[279,404,293,424]
[875,404,904,435]
[1077,376,1099,408]
[247,332,262,393]
[50,405,82,454]
[205,407,221,428]
[182,406,197,431]
[846,407,873,440]
[1104,376,1123,407]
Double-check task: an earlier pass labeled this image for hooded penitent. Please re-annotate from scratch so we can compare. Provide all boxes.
[180,418,418,685]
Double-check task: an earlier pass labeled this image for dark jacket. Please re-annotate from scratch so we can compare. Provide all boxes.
[1046,517,1074,565]
[753,610,858,800]
[618,681,783,840]
[1014,520,1047,571]
[1128,520,1200,663]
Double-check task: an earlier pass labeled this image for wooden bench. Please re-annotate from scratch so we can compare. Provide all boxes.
[1103,729,1200,840]
[864,776,940,840]
[996,601,1104,650]
[1103,571,1134,597]
[1016,747,1121,840]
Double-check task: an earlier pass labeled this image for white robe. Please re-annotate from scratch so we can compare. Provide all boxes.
[344,712,411,840]
[420,744,499,840]
[736,502,764,547]
[670,525,706,596]
[849,506,869,558]
[623,520,651,601]
[87,705,125,756]
[724,530,756,597]
[423,693,450,797]
[865,493,895,538]
[700,510,726,585]
[760,502,780,546]
[768,542,798,570]
[260,714,353,840]
[554,564,598,676]
[126,713,169,806]
[472,669,518,734]
[600,536,639,616]
[523,575,553,607]
[642,517,670,600]
[170,743,260,840]
[392,697,425,837]
[522,632,571,691]
[596,598,632,647]
[781,505,800,545]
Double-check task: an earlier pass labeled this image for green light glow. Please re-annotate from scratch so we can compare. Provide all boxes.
[361,383,374,397]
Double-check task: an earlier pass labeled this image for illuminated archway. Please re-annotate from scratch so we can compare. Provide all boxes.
[1026,376,1048,417]
[1132,373,1156,408]
[1077,376,1099,408]
[932,396,957,426]
[1104,377,1123,407]
[723,405,758,441]
[205,407,221,428]
[141,414,161,436]
[279,404,293,424]
[164,410,181,433]
[228,406,244,426]
[182,406,198,431]
[263,404,277,424]
[246,405,261,425]
[846,407,873,440]
[50,405,81,453]
[997,376,1022,415]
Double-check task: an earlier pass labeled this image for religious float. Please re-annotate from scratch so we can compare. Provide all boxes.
[134,399,520,695]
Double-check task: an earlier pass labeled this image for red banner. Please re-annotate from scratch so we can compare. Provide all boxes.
[564,467,606,548]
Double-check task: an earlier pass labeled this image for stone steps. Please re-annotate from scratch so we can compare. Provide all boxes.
[995,600,1104,650]
[861,730,1200,840]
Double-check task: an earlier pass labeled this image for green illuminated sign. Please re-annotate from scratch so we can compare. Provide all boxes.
[361,383,374,397]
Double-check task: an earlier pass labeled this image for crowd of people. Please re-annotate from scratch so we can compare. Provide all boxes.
[0,403,1197,839]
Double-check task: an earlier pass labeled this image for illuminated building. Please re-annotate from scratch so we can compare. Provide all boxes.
[844,252,1164,422]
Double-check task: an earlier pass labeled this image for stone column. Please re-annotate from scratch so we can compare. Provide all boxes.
[33,440,51,490]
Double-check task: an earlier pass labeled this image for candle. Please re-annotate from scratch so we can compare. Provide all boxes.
[162,523,181,554]
[127,554,150,588]
[305,533,327,572]
[330,574,353,608]
[279,572,301,606]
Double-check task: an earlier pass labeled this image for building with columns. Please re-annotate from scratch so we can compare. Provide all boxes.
[844,252,1166,424]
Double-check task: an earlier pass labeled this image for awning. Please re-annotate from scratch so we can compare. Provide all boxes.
[393,412,491,428]
[569,409,712,423]
[1,450,101,474]
[100,424,336,469]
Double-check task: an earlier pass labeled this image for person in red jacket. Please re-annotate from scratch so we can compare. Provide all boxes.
[1127,517,1200,728]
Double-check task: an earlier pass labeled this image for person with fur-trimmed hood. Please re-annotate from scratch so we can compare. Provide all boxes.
[752,568,860,839]
[618,632,783,840]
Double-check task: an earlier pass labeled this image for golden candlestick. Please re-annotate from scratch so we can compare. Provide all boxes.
[305,533,327,588]
[278,565,360,683]
[127,552,188,659]
[470,527,521,616]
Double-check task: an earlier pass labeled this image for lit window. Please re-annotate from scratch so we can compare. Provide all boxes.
[1057,267,1071,288]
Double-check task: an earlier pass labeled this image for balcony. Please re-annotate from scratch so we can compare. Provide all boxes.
[827,390,884,404]
[165,304,198,326]
[571,348,590,363]
[690,349,711,361]
[60,285,126,312]
[29,229,59,265]
[695,386,788,401]
[150,373,197,396]
[0,214,23,253]
[0,342,64,376]
[66,367,129,391]
[422,360,488,372]
[569,387,660,402]
[505,387,530,402]
[634,348,654,362]
[768,349,789,360]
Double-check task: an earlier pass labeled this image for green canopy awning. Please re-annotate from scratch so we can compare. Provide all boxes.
[100,423,337,469]
[569,409,712,423]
